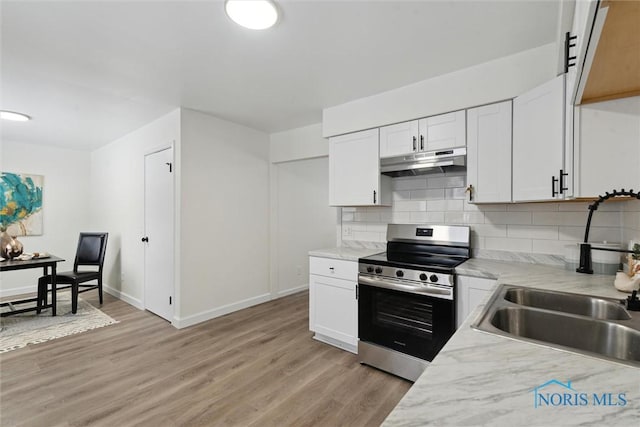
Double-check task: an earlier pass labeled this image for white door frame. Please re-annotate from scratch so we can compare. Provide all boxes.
[143,142,176,323]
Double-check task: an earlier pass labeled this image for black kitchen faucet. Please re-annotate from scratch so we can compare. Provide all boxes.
[576,189,640,274]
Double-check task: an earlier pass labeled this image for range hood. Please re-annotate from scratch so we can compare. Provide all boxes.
[380,147,466,177]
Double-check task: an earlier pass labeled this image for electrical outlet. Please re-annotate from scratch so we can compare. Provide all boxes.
[296,265,302,276]
[343,225,353,237]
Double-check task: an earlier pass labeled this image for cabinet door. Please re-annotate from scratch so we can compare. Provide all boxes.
[575,98,640,197]
[329,129,381,206]
[379,120,419,158]
[421,110,466,151]
[569,0,600,105]
[310,274,358,351]
[513,75,565,202]
[467,101,513,203]
[456,276,497,329]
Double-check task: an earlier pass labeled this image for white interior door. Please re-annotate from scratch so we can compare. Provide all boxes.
[144,147,174,321]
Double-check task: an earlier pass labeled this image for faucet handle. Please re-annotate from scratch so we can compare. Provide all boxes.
[626,290,640,311]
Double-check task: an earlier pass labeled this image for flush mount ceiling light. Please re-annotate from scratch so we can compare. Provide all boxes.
[0,110,31,122]
[225,0,279,30]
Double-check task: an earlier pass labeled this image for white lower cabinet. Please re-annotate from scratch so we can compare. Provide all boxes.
[456,276,497,329]
[309,256,358,353]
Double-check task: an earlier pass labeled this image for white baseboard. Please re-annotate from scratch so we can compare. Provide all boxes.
[274,284,308,298]
[103,285,144,310]
[0,285,36,298]
[313,333,358,354]
[172,293,271,329]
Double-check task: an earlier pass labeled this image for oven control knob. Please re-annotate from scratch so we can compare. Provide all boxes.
[396,270,404,278]
[419,273,428,281]
[366,266,374,273]
[430,274,439,283]
[375,267,383,274]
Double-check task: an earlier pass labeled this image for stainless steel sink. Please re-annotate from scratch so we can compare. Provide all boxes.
[472,285,640,367]
[490,307,640,362]
[504,287,632,320]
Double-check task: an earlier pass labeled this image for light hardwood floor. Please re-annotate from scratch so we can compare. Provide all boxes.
[0,291,410,426]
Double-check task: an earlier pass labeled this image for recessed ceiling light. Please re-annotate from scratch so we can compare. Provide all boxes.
[0,110,31,122]
[225,0,279,30]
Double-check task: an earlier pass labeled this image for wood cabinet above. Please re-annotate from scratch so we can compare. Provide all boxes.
[577,0,640,105]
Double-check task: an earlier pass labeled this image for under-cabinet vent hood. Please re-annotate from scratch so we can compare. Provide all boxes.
[380,147,466,177]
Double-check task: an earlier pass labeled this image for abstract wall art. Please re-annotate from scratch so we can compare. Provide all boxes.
[0,172,44,236]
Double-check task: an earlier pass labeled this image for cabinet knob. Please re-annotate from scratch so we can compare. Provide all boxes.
[420,135,424,151]
[412,136,417,151]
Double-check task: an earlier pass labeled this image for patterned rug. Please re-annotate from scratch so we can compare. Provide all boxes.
[0,292,118,353]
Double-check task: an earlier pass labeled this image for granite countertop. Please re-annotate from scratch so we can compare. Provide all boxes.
[384,258,639,426]
[308,247,383,261]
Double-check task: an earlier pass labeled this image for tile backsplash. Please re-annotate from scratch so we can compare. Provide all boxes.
[623,199,640,246]
[341,172,631,258]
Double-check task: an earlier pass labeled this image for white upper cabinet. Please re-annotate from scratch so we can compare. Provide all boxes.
[467,100,513,203]
[329,129,391,206]
[422,110,466,152]
[513,75,567,202]
[379,120,420,158]
[379,110,466,158]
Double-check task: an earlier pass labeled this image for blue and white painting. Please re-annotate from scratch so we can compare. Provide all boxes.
[0,172,44,236]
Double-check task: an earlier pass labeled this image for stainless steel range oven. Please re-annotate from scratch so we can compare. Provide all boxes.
[358,224,470,381]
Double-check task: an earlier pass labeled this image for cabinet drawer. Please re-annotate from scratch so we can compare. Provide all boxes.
[309,256,358,281]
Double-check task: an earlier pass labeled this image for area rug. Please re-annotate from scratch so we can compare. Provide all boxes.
[0,292,118,353]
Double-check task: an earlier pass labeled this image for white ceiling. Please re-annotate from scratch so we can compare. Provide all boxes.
[1,0,560,151]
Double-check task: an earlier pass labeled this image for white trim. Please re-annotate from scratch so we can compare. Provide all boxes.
[269,163,278,299]
[144,141,174,157]
[0,285,35,298]
[274,284,308,298]
[574,5,608,104]
[142,144,176,321]
[104,285,144,310]
[312,333,357,354]
[172,292,271,329]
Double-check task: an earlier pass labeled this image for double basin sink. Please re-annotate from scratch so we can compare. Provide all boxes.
[472,285,640,367]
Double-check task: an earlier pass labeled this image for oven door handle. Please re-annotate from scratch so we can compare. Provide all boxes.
[358,275,453,299]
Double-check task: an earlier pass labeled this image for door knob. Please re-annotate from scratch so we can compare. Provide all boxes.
[141,236,149,242]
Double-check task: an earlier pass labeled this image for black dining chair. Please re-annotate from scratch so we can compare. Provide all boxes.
[37,232,109,314]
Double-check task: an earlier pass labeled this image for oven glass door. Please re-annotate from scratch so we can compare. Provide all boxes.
[358,282,455,361]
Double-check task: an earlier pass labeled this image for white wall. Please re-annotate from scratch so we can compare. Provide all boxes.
[90,109,181,310]
[270,123,328,163]
[178,108,270,327]
[323,43,557,137]
[272,157,336,297]
[0,141,91,296]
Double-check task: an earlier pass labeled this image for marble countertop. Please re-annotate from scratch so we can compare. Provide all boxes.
[384,258,639,426]
[308,247,383,261]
